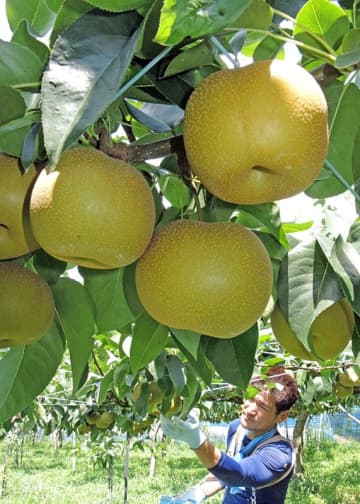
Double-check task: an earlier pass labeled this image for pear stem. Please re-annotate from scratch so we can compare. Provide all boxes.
[112,46,173,101]
[271,8,337,58]
[324,159,360,204]
[222,26,336,64]
[353,1,360,29]
[209,36,240,68]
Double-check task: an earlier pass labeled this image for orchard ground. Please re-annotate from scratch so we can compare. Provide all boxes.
[0,431,359,504]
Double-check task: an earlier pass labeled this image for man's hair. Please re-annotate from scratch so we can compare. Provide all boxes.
[251,366,299,413]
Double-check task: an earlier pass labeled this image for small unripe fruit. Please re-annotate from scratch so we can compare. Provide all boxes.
[95,412,115,429]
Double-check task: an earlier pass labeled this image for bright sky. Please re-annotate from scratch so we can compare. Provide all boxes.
[0,0,11,41]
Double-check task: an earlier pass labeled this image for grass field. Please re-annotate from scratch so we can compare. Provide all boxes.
[0,434,359,503]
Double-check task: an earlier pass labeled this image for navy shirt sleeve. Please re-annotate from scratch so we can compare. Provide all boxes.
[208,439,293,488]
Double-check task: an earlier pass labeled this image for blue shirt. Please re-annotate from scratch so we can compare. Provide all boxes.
[209,419,294,504]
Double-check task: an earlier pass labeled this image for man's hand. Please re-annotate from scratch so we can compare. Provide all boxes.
[175,484,207,502]
[160,409,206,449]
[160,484,207,502]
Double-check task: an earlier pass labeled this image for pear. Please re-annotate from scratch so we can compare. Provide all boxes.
[271,300,354,360]
[338,367,360,387]
[333,383,353,399]
[133,381,164,405]
[0,262,55,348]
[0,154,39,259]
[95,412,115,429]
[135,220,272,338]
[183,59,328,204]
[30,147,155,269]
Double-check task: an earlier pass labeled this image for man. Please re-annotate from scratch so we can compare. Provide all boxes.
[160,366,299,503]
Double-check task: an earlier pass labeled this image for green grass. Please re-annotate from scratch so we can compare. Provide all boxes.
[0,436,359,503]
[286,440,360,504]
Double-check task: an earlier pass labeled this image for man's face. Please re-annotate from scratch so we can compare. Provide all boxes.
[240,389,288,438]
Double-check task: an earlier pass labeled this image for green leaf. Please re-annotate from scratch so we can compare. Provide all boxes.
[301,379,316,406]
[270,0,306,21]
[237,202,289,249]
[50,0,93,47]
[155,0,252,46]
[174,338,213,386]
[112,360,131,400]
[6,0,56,36]
[278,237,344,349]
[0,85,30,157]
[51,278,95,393]
[41,10,141,166]
[0,110,40,133]
[0,323,65,424]
[202,197,237,223]
[202,324,258,388]
[97,368,115,405]
[231,0,273,30]
[281,221,314,234]
[311,375,333,399]
[123,262,144,318]
[146,66,194,109]
[47,0,63,11]
[342,28,360,53]
[32,250,67,285]
[158,174,191,209]
[328,236,360,315]
[0,110,41,157]
[253,34,284,60]
[85,0,152,11]
[133,382,150,416]
[255,231,288,262]
[348,219,360,252]
[335,47,360,68]
[294,0,349,53]
[0,86,25,124]
[170,328,200,359]
[125,101,184,133]
[166,354,186,393]
[154,351,168,380]
[12,20,49,63]
[79,267,136,333]
[0,40,44,87]
[163,41,218,78]
[135,0,164,59]
[181,365,201,416]
[21,121,47,169]
[130,311,169,373]
[307,83,360,198]
[353,314,360,357]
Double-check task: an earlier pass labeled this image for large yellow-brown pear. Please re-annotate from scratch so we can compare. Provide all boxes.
[271,299,354,360]
[29,147,155,269]
[0,154,39,259]
[0,262,55,348]
[183,59,329,204]
[135,220,273,338]
[270,304,316,360]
